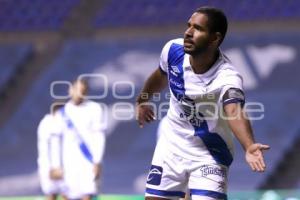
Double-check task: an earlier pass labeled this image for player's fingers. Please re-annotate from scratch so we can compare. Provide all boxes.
[139,122,144,128]
[254,161,264,172]
[249,162,256,171]
[144,114,153,122]
[259,144,270,150]
[146,110,156,120]
[138,117,145,128]
[258,156,266,169]
[146,112,154,120]
[149,112,156,120]
[252,162,259,171]
[145,118,152,123]
[148,109,155,119]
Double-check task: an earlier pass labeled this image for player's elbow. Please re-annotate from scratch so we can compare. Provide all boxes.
[224,103,242,118]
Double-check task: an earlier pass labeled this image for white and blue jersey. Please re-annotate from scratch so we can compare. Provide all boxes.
[56,100,106,199]
[159,38,244,166]
[146,38,244,199]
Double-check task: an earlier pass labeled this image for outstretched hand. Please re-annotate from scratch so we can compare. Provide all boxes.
[245,143,270,172]
[136,103,155,128]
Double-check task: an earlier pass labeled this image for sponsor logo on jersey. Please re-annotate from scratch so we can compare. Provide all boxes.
[171,65,181,74]
[169,65,180,77]
[169,78,184,89]
[146,165,163,186]
[200,165,226,178]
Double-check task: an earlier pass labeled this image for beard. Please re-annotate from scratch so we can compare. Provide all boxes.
[184,45,208,56]
[183,38,210,56]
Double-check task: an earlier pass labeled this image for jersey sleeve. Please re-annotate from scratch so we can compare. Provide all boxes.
[219,71,245,106]
[50,115,64,168]
[49,134,63,169]
[37,115,63,169]
[159,40,174,73]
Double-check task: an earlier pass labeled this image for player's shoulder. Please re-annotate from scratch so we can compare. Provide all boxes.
[38,114,56,133]
[85,100,99,107]
[39,114,53,125]
[85,100,102,111]
[217,52,242,78]
[163,38,185,62]
[168,38,183,45]
[211,51,243,89]
[160,38,184,68]
[163,38,184,50]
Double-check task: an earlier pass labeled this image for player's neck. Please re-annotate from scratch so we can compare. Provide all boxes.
[190,50,219,74]
[71,98,84,105]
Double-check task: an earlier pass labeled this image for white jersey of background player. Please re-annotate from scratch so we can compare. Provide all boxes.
[136,7,269,200]
[37,104,65,200]
[57,79,106,200]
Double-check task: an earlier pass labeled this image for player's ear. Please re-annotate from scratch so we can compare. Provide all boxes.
[211,32,222,47]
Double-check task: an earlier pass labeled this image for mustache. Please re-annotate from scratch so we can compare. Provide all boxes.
[184,37,194,44]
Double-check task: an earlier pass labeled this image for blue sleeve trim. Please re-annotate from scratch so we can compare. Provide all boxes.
[146,188,185,198]
[190,189,227,199]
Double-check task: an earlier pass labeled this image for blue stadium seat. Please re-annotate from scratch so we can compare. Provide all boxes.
[0,44,33,91]
[0,0,80,31]
[94,0,300,28]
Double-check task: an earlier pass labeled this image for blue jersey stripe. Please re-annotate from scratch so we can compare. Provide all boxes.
[194,120,233,166]
[167,43,185,101]
[60,107,94,163]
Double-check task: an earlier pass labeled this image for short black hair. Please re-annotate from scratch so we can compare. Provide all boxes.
[196,6,228,45]
[72,77,89,90]
[73,77,88,86]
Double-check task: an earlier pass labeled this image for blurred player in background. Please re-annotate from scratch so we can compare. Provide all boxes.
[37,103,65,200]
[57,78,106,200]
[136,6,270,200]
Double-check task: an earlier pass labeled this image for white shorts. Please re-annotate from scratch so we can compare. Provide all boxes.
[39,170,65,195]
[145,143,228,200]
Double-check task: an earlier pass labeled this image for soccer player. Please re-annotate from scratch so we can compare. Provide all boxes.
[57,78,106,200]
[136,7,270,200]
[37,103,65,200]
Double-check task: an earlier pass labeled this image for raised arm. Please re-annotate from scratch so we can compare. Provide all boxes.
[136,68,168,128]
[224,100,270,172]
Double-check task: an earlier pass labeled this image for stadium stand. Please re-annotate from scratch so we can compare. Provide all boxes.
[94,0,300,28]
[260,131,300,189]
[0,0,80,31]
[0,44,33,92]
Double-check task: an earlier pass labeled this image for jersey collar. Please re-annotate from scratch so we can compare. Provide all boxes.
[183,49,227,85]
